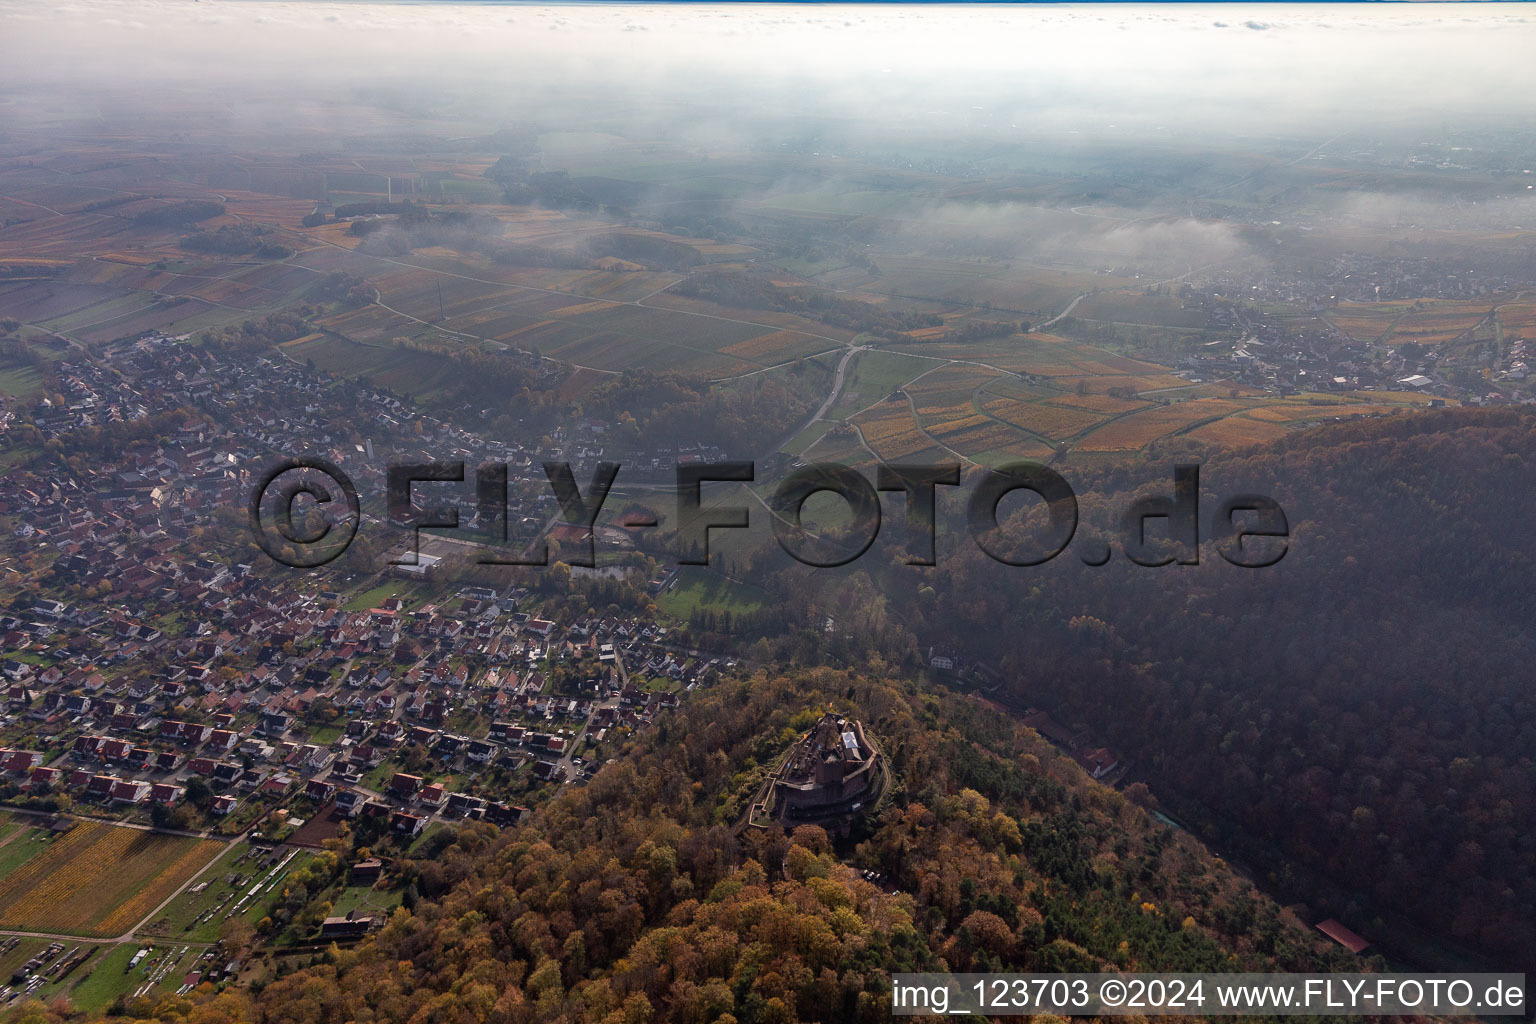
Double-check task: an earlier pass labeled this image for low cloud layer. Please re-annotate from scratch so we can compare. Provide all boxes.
[2,2,1535,139]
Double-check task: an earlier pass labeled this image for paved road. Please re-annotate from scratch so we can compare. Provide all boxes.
[1035,292,1086,330]
[4,806,221,841]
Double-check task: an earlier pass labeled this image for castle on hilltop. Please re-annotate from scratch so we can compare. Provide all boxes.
[753,711,885,837]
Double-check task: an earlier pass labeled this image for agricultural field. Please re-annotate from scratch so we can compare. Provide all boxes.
[752,187,913,219]
[0,132,1496,480]
[294,255,839,377]
[797,421,870,465]
[534,132,823,198]
[1069,290,1209,329]
[1239,394,1447,423]
[967,438,1060,465]
[904,372,1067,458]
[817,348,933,420]
[436,180,503,204]
[924,414,1052,461]
[1074,398,1250,451]
[1322,301,1402,344]
[0,209,172,260]
[0,281,129,324]
[800,354,1456,461]
[312,302,424,344]
[884,330,1185,387]
[282,333,471,399]
[904,362,1004,415]
[373,266,522,321]
[1326,298,1497,346]
[783,317,1474,461]
[644,292,861,343]
[1184,415,1292,446]
[1073,392,1452,453]
[0,820,223,937]
[502,303,793,375]
[73,300,234,344]
[983,394,1123,442]
[851,398,949,463]
[1382,301,1494,346]
[1494,300,1536,338]
[799,340,1215,462]
[0,250,331,346]
[719,329,831,365]
[819,254,1135,316]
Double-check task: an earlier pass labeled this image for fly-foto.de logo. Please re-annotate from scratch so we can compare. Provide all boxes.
[248,458,1289,571]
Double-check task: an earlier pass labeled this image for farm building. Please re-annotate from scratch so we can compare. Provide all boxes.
[350,858,383,885]
[321,914,377,938]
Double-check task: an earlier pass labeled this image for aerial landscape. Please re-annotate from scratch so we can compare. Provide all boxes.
[0,0,1531,1020]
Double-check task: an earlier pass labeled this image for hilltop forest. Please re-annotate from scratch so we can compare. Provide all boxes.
[32,670,1351,1024]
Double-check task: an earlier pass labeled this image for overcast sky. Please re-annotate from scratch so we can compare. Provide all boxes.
[3,2,1533,138]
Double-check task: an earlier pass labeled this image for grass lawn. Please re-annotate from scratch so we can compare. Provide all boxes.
[361,758,407,793]
[0,824,49,879]
[405,822,450,856]
[343,581,405,612]
[327,884,376,918]
[327,882,401,921]
[0,364,43,399]
[60,942,187,1014]
[638,675,682,694]
[656,565,767,620]
[309,723,344,745]
[780,420,833,456]
[0,442,41,474]
[343,576,446,613]
[58,944,136,1013]
[772,254,853,278]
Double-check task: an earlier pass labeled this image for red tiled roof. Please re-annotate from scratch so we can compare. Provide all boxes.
[1316,919,1371,953]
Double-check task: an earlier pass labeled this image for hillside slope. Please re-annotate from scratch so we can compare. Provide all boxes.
[891,408,1536,969]
[83,670,1349,1024]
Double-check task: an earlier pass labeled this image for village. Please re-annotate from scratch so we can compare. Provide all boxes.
[0,562,729,839]
[1168,256,1536,406]
[1163,285,1528,406]
[0,333,750,855]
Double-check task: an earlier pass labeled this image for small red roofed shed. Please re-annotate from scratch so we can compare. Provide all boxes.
[1316,919,1371,954]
